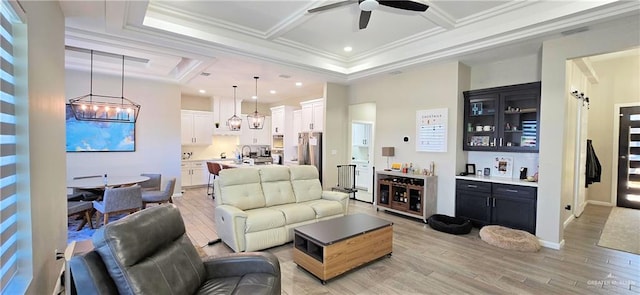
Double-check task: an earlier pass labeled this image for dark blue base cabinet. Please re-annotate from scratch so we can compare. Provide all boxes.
[455,179,537,234]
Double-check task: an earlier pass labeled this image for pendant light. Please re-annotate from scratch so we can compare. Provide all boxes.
[68,49,141,123]
[227,85,242,131]
[247,76,265,129]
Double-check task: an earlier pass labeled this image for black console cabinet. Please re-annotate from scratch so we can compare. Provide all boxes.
[455,179,537,234]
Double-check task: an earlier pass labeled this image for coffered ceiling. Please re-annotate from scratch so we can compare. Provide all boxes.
[60,0,640,103]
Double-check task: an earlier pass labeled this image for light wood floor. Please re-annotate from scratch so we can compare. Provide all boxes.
[174,187,639,294]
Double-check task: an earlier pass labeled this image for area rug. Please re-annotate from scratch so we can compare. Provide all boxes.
[597,207,640,254]
[67,213,128,244]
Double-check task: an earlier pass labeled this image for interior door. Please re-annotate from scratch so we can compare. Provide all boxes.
[617,106,640,209]
[573,98,588,217]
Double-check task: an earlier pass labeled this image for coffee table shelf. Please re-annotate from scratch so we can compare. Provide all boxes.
[293,214,393,284]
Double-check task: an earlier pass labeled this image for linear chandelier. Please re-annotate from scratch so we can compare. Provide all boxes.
[247,76,265,129]
[227,85,242,131]
[68,50,141,123]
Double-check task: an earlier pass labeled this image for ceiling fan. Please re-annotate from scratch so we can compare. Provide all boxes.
[308,0,429,30]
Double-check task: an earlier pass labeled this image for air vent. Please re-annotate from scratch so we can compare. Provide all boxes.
[200,72,211,76]
[389,71,403,75]
[279,74,291,79]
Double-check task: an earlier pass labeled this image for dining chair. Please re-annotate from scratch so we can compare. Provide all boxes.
[93,185,142,227]
[142,178,176,209]
[139,173,161,191]
[206,162,222,198]
[67,201,94,231]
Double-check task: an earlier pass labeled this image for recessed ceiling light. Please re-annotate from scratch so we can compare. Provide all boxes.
[199,89,206,93]
[344,46,353,52]
[270,90,276,94]
[295,82,302,87]
[251,95,257,99]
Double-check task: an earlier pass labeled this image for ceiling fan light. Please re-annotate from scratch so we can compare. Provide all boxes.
[359,0,379,11]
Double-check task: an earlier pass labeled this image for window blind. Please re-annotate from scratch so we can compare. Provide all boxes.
[0,1,18,291]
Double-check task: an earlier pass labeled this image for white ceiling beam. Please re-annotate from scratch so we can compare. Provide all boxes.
[265,1,321,40]
[574,58,600,84]
[420,2,455,29]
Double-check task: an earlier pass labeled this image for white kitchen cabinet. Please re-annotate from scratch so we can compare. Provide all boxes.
[352,123,371,146]
[354,162,371,191]
[300,98,324,132]
[181,110,213,145]
[270,106,284,135]
[239,115,271,145]
[212,96,242,135]
[181,161,208,187]
[293,110,302,137]
[271,105,296,159]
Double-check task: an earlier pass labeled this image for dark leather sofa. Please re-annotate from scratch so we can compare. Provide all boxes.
[69,204,281,294]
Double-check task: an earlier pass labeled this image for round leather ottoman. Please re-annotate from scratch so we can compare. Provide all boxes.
[427,214,472,235]
[479,225,540,252]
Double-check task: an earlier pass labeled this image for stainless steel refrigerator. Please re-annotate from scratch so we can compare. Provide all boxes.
[298,132,322,182]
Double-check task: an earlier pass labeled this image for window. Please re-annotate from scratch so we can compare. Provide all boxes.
[1,1,26,293]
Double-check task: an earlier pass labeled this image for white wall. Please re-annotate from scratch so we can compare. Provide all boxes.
[539,15,640,246]
[65,70,182,194]
[470,54,541,90]
[349,61,467,215]
[588,53,640,204]
[181,94,211,111]
[17,1,66,294]
[324,83,349,188]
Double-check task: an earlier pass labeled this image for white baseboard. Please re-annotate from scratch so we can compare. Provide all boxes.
[563,214,575,229]
[539,239,564,250]
[587,200,613,206]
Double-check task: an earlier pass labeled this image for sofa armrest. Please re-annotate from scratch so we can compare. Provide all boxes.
[321,190,349,214]
[203,252,280,279]
[214,205,248,252]
[68,251,119,295]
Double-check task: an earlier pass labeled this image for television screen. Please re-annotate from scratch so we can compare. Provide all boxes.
[66,104,135,152]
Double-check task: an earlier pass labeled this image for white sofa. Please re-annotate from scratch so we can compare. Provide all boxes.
[214,165,349,252]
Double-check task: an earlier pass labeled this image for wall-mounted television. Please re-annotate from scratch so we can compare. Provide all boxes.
[66,104,135,152]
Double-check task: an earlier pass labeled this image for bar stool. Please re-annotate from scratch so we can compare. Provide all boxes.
[206,162,222,198]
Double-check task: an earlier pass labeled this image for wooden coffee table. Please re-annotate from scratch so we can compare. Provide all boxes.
[293,214,393,284]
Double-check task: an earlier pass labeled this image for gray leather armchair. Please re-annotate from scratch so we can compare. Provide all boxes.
[69,204,281,295]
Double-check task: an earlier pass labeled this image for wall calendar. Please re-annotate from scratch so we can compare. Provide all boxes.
[416,108,448,152]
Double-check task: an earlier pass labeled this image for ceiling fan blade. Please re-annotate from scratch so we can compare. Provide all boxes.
[308,0,354,13]
[379,0,429,12]
[359,10,371,29]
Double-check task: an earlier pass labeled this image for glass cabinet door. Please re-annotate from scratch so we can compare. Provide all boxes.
[499,88,540,152]
[464,93,499,150]
[463,82,540,153]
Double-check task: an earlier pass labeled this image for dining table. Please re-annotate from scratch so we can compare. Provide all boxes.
[66,175,150,190]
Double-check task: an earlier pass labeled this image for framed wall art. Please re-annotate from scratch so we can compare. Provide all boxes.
[65,104,136,152]
[493,156,513,178]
